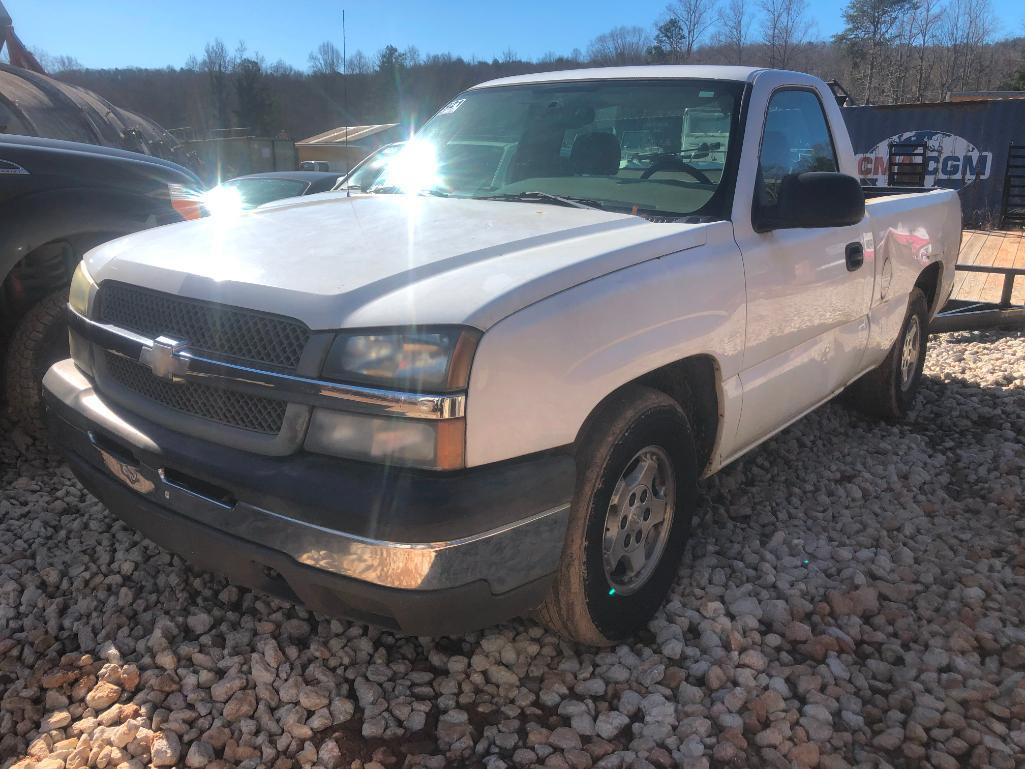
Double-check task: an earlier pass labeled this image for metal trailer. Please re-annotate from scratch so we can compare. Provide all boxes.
[933,264,1025,332]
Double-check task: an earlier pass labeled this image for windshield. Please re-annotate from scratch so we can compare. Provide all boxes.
[339,143,406,191]
[371,79,744,219]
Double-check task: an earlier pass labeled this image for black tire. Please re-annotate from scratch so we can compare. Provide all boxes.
[5,287,71,438]
[846,287,929,421]
[537,386,698,645]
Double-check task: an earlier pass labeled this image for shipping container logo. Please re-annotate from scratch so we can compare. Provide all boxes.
[855,130,992,189]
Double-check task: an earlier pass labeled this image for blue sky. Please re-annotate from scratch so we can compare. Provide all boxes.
[5,0,1024,70]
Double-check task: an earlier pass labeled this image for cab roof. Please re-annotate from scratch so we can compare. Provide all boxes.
[472,65,766,90]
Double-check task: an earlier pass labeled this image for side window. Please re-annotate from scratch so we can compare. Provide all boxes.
[756,89,838,207]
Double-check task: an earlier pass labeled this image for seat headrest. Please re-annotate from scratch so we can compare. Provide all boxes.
[570,132,621,176]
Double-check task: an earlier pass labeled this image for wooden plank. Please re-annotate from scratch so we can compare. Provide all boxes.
[954,230,1003,303]
[956,231,986,264]
[953,230,987,298]
[952,230,990,300]
[1012,233,1025,305]
[978,231,1024,304]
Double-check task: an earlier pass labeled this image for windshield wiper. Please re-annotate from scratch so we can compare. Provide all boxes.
[475,191,604,210]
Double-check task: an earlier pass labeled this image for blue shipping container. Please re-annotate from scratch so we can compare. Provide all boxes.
[842,99,1025,228]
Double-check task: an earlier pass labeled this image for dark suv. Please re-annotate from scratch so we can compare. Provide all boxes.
[1,134,203,437]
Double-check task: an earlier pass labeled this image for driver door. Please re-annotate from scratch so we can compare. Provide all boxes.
[731,86,873,451]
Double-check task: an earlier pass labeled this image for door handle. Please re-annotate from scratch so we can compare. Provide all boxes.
[845,242,864,271]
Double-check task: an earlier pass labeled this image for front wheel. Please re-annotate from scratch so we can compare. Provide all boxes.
[537,386,698,645]
[5,288,71,439]
[847,287,929,421]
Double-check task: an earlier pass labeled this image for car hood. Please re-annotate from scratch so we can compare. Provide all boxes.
[85,193,708,331]
[1,133,200,183]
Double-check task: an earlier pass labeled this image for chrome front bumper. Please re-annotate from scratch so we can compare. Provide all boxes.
[44,359,572,600]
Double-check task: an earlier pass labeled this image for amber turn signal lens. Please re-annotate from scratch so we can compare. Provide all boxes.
[167,184,206,220]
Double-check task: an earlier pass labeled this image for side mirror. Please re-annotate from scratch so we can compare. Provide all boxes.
[755,171,865,232]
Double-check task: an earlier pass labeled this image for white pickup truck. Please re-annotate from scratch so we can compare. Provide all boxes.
[44,66,960,644]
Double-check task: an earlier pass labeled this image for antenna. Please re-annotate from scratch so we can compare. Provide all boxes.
[343,7,350,196]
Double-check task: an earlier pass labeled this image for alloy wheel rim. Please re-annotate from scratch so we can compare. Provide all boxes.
[900,315,921,391]
[602,445,676,596]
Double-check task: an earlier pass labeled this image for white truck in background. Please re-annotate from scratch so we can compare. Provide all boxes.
[44,66,960,644]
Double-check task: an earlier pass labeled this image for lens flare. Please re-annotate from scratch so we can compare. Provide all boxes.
[204,185,244,218]
[384,139,441,193]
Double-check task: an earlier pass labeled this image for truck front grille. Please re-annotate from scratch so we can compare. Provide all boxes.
[105,352,287,434]
[92,283,307,439]
[97,281,309,371]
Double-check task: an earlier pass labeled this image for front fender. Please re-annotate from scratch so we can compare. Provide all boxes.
[0,187,175,276]
[464,222,746,467]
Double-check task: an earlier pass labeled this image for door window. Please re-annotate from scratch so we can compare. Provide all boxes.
[755,89,838,208]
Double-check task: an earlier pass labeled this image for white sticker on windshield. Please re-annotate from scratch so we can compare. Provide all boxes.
[438,98,466,115]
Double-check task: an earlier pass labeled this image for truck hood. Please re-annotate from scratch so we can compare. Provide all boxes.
[85,193,708,331]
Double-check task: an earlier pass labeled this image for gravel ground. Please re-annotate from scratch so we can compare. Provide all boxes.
[2,329,1024,769]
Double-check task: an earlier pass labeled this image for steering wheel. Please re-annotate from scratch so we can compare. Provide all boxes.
[641,157,713,184]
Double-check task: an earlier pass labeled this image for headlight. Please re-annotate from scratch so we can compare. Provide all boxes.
[68,261,97,316]
[322,327,480,392]
[68,262,98,375]
[305,410,465,470]
[308,326,480,469]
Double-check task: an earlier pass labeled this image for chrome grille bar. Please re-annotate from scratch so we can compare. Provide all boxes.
[68,305,466,420]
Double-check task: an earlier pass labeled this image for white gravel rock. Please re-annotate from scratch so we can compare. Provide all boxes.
[1,330,1024,768]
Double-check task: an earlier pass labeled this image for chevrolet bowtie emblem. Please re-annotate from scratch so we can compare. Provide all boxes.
[139,336,189,383]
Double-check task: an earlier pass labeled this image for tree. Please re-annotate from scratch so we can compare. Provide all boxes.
[234,57,276,135]
[308,41,343,75]
[649,18,687,63]
[587,26,652,65]
[936,0,993,95]
[202,39,233,128]
[958,0,994,90]
[666,0,719,61]
[52,54,82,72]
[909,0,942,101]
[268,59,299,77]
[1003,37,1025,90]
[346,50,374,75]
[25,48,82,72]
[404,46,422,68]
[760,0,810,68]
[375,45,408,121]
[716,0,754,64]
[377,44,407,74]
[835,0,916,104]
[1005,60,1025,90]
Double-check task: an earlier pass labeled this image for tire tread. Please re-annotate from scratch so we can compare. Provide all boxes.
[537,385,695,645]
[5,288,70,438]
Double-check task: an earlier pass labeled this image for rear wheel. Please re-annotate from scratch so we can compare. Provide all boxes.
[5,287,71,439]
[847,288,929,421]
[538,386,698,645]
